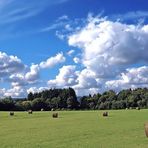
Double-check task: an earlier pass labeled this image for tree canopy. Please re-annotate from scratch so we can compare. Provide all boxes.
[0,87,148,111]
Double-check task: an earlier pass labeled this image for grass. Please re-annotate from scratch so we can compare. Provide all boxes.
[0,110,148,148]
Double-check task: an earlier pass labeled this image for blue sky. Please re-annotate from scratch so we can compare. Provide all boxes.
[0,0,148,97]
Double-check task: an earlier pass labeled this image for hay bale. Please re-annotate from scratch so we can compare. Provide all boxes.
[136,107,140,110]
[52,112,58,118]
[10,112,14,116]
[51,108,55,111]
[28,110,32,114]
[103,112,108,117]
[41,108,44,111]
[144,123,148,137]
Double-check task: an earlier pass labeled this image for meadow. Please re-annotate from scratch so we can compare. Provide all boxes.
[0,110,148,148]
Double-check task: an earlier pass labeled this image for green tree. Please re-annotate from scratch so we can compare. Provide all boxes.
[21,101,32,110]
[67,96,78,109]
[27,92,34,101]
[31,98,47,110]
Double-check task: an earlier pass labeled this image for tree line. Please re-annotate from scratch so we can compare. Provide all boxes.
[0,87,148,111]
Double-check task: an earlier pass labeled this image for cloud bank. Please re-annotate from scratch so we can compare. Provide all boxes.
[1,14,148,97]
[48,15,148,96]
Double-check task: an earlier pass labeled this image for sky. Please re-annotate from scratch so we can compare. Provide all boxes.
[0,0,148,97]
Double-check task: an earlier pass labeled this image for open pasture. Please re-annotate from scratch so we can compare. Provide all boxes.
[0,110,148,148]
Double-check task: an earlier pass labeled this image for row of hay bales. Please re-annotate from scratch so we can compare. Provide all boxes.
[126,107,140,110]
[9,107,141,117]
[10,110,34,116]
[9,112,59,118]
[9,110,33,116]
[9,111,109,118]
[9,108,45,116]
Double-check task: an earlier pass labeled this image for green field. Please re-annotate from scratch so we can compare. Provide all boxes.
[0,110,148,148]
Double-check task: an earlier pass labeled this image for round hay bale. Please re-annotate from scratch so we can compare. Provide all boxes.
[10,112,14,116]
[144,123,148,137]
[41,108,44,111]
[51,108,55,111]
[103,112,108,117]
[28,110,32,114]
[136,107,140,110]
[52,112,58,118]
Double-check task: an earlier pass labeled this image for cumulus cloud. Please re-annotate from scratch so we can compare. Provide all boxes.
[10,52,65,85]
[74,69,97,89]
[2,14,148,97]
[0,85,26,98]
[9,73,26,87]
[27,86,48,94]
[69,16,148,67]
[73,57,80,64]
[25,64,40,83]
[20,15,148,96]
[0,51,25,77]
[0,88,6,97]
[0,51,66,97]
[4,86,25,97]
[47,65,103,96]
[106,66,148,90]
[48,65,77,87]
[39,53,65,69]
[7,64,40,89]
[67,15,148,94]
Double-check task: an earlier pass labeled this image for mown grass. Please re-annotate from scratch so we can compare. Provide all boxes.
[0,110,148,148]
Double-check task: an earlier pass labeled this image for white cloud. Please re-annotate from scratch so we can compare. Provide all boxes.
[106,66,148,91]
[4,85,25,97]
[25,64,40,83]
[75,88,100,96]
[48,65,77,87]
[39,53,65,69]
[0,88,6,97]
[9,73,26,87]
[68,17,148,69]
[69,16,148,75]
[2,14,148,97]
[43,15,148,96]
[0,85,26,98]
[73,57,80,64]
[73,69,98,89]
[0,51,24,77]
[115,11,148,21]
[67,49,75,56]
[67,15,148,94]
[27,86,48,94]
[57,15,69,21]
[0,51,67,97]
[7,52,66,88]
[0,0,70,25]
[8,64,40,87]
